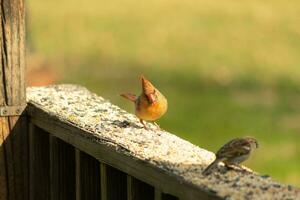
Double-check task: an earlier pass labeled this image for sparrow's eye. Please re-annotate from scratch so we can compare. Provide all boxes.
[243,145,251,151]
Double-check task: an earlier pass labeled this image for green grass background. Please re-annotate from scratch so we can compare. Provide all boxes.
[27,0,300,186]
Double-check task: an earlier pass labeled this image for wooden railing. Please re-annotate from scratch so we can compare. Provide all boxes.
[1,0,299,199]
[25,85,300,200]
[26,85,217,200]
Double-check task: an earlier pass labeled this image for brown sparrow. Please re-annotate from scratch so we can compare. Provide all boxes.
[121,75,168,129]
[202,137,258,175]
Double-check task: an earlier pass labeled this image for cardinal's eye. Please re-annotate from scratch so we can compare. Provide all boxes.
[147,91,157,104]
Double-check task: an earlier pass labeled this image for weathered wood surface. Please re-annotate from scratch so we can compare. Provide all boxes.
[0,0,27,199]
[26,85,300,200]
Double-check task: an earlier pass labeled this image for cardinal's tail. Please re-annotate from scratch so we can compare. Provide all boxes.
[120,93,137,102]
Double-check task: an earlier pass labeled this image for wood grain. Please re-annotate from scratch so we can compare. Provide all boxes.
[0,0,27,199]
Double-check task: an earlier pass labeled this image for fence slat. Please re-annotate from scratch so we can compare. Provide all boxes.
[127,175,154,200]
[75,149,81,200]
[76,150,101,200]
[29,124,50,200]
[162,194,179,200]
[155,188,162,200]
[106,165,127,200]
[127,175,133,200]
[100,163,108,200]
[49,135,75,200]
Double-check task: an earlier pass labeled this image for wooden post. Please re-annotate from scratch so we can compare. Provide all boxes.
[0,0,27,200]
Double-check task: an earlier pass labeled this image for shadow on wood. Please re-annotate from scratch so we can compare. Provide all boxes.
[0,113,28,200]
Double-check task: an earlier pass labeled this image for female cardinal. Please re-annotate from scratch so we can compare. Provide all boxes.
[121,75,168,129]
[202,137,258,175]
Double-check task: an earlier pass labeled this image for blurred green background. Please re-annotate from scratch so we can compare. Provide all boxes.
[27,0,300,186]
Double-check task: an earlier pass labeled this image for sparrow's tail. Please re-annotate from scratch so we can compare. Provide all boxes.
[202,159,220,175]
[120,93,137,102]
